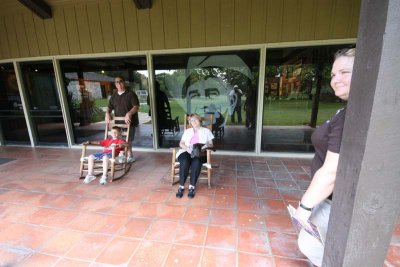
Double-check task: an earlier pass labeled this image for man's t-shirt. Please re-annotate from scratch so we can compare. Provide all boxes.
[108,90,140,126]
[310,107,346,199]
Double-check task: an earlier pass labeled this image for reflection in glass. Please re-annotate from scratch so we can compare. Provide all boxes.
[153,50,260,151]
[60,57,150,147]
[0,64,30,144]
[262,45,350,152]
[20,61,68,145]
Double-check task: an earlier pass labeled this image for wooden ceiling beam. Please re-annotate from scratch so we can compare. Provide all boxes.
[18,0,52,19]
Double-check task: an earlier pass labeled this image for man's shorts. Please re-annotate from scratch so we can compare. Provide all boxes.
[124,125,136,145]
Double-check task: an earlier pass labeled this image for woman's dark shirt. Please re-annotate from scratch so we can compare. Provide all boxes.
[311,107,346,199]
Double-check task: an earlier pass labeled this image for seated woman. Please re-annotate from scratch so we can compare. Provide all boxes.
[175,113,214,199]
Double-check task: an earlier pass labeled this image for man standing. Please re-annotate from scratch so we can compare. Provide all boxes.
[105,76,140,162]
[229,85,243,123]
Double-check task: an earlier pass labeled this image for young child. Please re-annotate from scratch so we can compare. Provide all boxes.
[83,126,126,185]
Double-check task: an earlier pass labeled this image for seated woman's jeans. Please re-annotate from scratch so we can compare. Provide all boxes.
[178,152,206,186]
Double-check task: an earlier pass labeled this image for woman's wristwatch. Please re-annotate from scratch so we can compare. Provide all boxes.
[299,202,313,211]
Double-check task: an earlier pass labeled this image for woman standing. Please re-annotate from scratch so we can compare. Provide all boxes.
[175,113,214,199]
[295,48,355,266]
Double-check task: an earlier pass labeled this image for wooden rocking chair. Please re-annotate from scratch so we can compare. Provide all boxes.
[79,116,133,182]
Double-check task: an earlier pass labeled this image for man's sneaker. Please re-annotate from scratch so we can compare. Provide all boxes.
[99,175,107,185]
[188,188,195,199]
[83,174,96,184]
[176,187,184,198]
[127,156,136,163]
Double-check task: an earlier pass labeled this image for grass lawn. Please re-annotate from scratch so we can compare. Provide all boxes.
[95,98,345,126]
[166,99,344,126]
[263,99,345,126]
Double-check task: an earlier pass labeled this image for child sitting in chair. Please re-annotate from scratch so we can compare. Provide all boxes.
[83,126,126,185]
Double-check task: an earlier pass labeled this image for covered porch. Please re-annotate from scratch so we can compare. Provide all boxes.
[0,147,398,266]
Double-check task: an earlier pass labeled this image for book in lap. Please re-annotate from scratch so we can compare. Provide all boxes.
[287,204,325,245]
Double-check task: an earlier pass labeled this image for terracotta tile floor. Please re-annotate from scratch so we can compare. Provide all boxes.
[0,147,398,266]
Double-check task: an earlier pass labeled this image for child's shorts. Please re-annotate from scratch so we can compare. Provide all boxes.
[91,152,112,160]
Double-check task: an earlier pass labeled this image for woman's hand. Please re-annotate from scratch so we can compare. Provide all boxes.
[295,206,313,231]
[186,144,193,154]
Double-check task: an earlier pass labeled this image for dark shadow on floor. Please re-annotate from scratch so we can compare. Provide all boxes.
[0,158,15,165]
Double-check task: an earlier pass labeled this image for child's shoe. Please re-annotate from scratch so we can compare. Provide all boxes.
[127,156,136,163]
[99,175,108,185]
[83,174,96,184]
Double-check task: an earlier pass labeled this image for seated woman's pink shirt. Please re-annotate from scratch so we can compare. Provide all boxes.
[190,131,199,145]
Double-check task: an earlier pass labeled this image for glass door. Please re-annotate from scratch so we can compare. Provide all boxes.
[262,45,349,152]
[59,56,149,147]
[20,61,68,146]
[0,63,30,144]
[153,50,260,151]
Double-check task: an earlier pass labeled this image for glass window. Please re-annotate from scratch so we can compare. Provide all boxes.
[262,45,351,152]
[153,50,260,151]
[0,63,30,144]
[59,57,150,147]
[20,61,68,146]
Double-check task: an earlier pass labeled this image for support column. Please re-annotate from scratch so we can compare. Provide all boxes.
[323,0,400,266]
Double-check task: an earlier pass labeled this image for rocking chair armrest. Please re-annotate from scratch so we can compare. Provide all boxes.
[170,147,180,154]
[119,143,129,148]
[170,147,180,163]
[110,145,118,158]
[82,143,103,147]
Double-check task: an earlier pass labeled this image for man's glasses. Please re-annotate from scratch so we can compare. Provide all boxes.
[115,80,124,84]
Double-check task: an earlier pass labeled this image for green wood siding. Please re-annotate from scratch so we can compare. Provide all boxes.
[298,0,316,41]
[234,0,251,45]
[0,0,360,60]
[44,17,60,55]
[123,0,140,51]
[34,15,50,56]
[176,0,191,48]
[250,0,267,44]
[76,5,93,54]
[87,2,104,53]
[205,0,220,47]
[150,0,165,50]
[6,15,21,58]
[162,0,179,49]
[266,0,283,43]
[220,0,234,46]
[14,15,29,58]
[190,0,206,48]
[111,0,128,52]
[98,1,115,52]
[137,8,152,50]
[53,8,70,55]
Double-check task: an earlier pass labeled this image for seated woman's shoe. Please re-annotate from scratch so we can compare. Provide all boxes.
[176,187,184,198]
[188,188,195,199]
